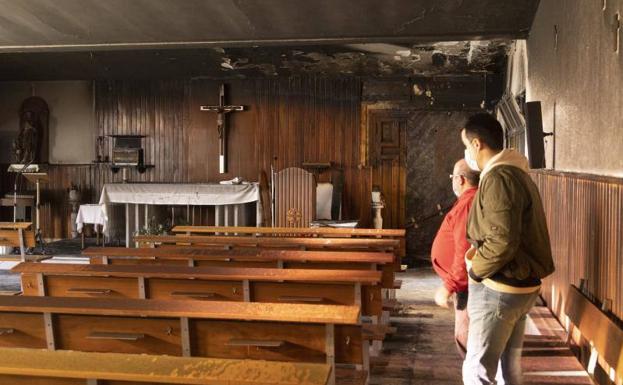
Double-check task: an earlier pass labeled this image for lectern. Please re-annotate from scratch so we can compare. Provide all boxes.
[22,172,48,239]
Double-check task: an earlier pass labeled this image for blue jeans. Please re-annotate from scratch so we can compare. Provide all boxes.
[462,282,539,385]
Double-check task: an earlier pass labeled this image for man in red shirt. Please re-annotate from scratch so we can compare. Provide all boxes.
[431,159,479,354]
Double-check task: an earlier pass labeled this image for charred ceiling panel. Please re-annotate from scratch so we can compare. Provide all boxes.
[0,40,510,80]
[0,0,539,52]
[363,74,504,109]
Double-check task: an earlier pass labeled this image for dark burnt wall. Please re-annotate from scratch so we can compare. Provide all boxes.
[406,111,471,260]
[363,74,502,262]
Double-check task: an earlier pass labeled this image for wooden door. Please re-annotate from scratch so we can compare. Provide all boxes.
[368,111,407,229]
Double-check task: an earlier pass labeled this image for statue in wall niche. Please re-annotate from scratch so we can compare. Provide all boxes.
[12,96,49,164]
[13,111,39,164]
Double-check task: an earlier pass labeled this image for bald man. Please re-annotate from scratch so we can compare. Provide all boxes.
[431,159,480,354]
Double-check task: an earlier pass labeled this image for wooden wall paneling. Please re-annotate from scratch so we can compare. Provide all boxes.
[531,170,623,321]
[1,77,371,239]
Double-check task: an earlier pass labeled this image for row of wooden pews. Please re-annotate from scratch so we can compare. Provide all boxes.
[2,225,405,385]
[171,225,406,258]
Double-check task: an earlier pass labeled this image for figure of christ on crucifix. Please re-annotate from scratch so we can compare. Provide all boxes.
[199,84,245,174]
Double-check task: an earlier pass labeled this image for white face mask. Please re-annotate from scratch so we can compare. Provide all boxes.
[452,184,461,198]
[464,148,480,171]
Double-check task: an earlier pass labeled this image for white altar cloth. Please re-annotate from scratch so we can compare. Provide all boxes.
[98,183,260,206]
[98,183,261,246]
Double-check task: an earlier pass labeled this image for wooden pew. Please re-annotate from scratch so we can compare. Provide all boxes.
[133,234,401,286]
[135,234,400,253]
[0,296,366,385]
[565,285,623,383]
[0,347,331,385]
[173,225,405,237]
[13,262,383,319]
[134,235,403,286]
[83,247,397,289]
[172,225,406,257]
[0,222,37,261]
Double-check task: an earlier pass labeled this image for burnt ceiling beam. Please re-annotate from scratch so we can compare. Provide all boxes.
[0,33,526,53]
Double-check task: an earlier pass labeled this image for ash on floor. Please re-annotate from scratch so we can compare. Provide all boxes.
[370,268,591,385]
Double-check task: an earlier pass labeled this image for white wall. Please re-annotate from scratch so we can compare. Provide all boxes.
[0,81,95,164]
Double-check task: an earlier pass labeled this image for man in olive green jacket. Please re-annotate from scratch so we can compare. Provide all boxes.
[460,113,555,385]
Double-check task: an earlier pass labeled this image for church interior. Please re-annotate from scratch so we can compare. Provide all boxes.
[0,1,621,384]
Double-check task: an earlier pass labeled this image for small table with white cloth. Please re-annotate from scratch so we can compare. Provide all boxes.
[76,204,107,249]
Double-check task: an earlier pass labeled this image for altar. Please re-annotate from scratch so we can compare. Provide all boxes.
[98,183,261,247]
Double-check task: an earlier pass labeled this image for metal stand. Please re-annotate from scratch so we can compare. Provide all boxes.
[23,172,49,254]
[10,162,34,223]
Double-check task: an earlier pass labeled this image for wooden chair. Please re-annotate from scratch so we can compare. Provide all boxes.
[273,167,316,228]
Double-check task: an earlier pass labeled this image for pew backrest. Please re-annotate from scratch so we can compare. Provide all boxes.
[173,225,406,257]
[565,285,623,381]
[83,246,395,264]
[134,234,400,253]
[13,262,383,317]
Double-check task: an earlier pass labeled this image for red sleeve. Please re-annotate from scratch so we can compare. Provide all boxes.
[447,204,470,293]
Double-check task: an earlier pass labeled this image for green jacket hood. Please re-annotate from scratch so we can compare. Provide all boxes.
[480,149,530,180]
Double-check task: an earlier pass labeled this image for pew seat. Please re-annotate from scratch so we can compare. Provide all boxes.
[0,347,331,385]
[0,295,366,385]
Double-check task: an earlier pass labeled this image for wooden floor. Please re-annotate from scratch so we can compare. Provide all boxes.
[371,268,593,385]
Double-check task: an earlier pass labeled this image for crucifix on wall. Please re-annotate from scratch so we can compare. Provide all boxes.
[199,84,245,174]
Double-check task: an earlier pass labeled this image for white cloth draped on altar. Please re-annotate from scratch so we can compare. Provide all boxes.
[97,183,261,246]
[98,183,260,206]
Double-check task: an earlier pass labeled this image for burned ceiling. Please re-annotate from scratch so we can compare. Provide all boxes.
[0,40,510,80]
[0,0,535,80]
[0,0,537,51]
